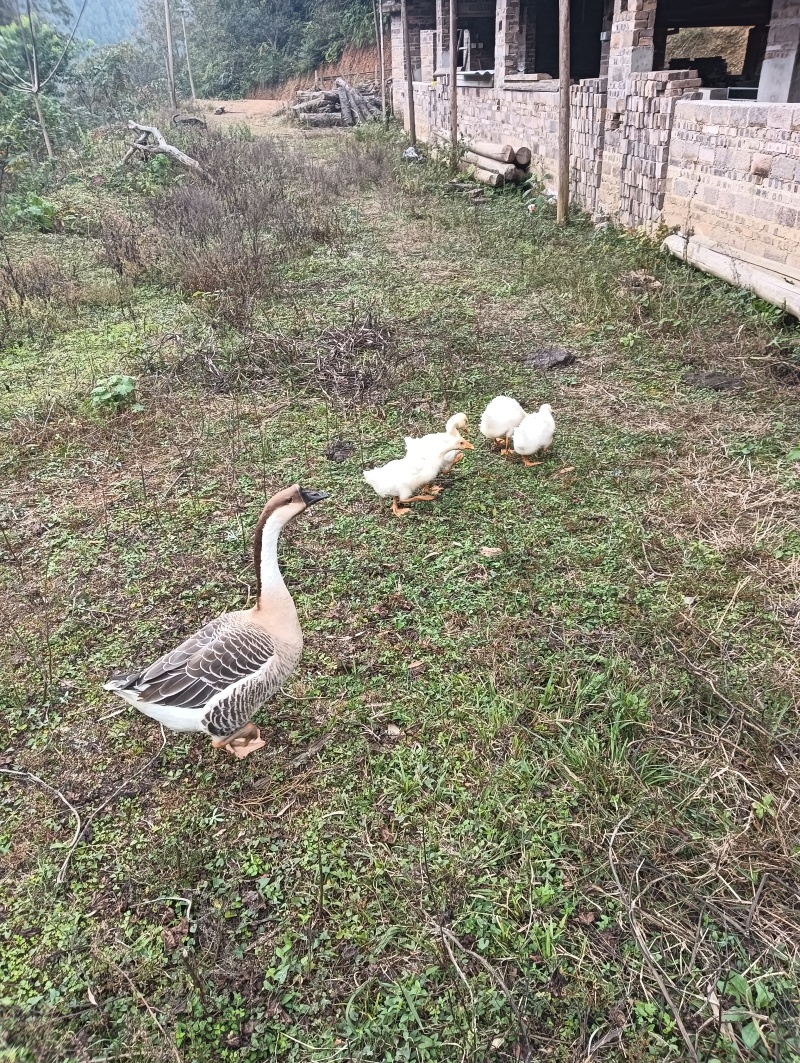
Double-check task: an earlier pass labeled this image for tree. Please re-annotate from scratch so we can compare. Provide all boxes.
[0,0,88,158]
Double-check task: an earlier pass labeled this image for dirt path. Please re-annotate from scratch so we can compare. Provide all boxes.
[194,97,351,140]
[196,97,285,132]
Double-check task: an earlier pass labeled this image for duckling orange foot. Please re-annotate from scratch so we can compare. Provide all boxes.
[449,453,463,468]
[392,498,411,517]
[522,457,543,467]
[212,723,266,759]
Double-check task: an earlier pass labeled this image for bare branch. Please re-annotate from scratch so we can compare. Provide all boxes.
[125,120,211,180]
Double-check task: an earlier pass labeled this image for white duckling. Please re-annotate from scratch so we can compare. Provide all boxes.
[104,484,327,758]
[364,435,474,516]
[479,396,527,456]
[512,403,555,466]
[404,412,469,473]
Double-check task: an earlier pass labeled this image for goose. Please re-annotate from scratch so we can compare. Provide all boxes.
[479,396,527,456]
[104,484,327,758]
[364,436,474,516]
[512,403,555,466]
[404,412,469,473]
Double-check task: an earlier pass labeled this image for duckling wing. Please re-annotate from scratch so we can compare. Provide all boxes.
[106,613,276,711]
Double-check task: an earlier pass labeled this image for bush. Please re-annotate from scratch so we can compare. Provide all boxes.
[151,133,349,330]
[98,211,146,276]
[4,191,57,232]
[0,249,76,310]
[89,373,143,413]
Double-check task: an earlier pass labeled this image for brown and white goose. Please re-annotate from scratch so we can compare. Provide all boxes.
[104,484,327,758]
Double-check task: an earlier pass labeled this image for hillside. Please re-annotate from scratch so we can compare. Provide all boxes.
[73,0,137,44]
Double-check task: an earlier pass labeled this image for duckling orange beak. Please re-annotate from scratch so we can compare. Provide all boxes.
[462,441,474,450]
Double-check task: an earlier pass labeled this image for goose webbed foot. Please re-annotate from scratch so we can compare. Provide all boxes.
[212,722,266,759]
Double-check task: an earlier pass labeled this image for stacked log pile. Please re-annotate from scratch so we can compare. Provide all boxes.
[291,78,383,127]
[458,139,532,187]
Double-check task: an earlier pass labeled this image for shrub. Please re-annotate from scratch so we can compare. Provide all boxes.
[89,374,143,413]
[0,249,76,310]
[151,133,348,330]
[98,211,146,276]
[5,191,57,232]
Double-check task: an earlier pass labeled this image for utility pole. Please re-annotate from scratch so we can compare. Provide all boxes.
[557,0,570,224]
[164,0,177,110]
[400,0,416,145]
[449,0,458,171]
[180,4,196,101]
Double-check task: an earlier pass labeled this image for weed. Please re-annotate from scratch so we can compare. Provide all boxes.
[89,373,143,413]
[98,210,146,277]
[4,191,57,232]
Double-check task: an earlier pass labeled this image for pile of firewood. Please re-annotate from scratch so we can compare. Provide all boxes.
[291,78,383,128]
[458,139,533,187]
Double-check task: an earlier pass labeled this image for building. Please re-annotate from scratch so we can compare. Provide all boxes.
[389,0,800,310]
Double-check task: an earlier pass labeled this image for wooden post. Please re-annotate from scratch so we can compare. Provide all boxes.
[373,0,387,123]
[401,0,417,145]
[557,0,569,224]
[164,0,177,109]
[449,0,458,171]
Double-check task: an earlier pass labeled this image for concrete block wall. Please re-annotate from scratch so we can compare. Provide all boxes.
[663,101,800,268]
[408,80,562,179]
[616,70,701,228]
[570,77,607,215]
[759,0,800,103]
[391,0,800,262]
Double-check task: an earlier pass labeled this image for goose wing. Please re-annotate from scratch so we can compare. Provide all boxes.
[107,614,275,710]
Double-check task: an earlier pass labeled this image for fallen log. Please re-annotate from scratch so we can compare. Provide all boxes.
[515,146,532,167]
[336,77,379,124]
[469,139,515,164]
[298,113,343,126]
[459,160,504,186]
[293,96,333,114]
[337,82,354,125]
[124,121,209,179]
[462,151,517,181]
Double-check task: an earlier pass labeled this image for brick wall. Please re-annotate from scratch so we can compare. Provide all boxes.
[595,69,699,225]
[570,77,607,215]
[392,6,800,264]
[663,101,800,268]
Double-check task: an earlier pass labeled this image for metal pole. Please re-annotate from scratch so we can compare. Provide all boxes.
[557,0,570,224]
[164,0,177,109]
[449,0,458,171]
[401,0,417,145]
[180,5,196,101]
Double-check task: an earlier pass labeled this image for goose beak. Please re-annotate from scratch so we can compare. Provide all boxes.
[300,488,329,507]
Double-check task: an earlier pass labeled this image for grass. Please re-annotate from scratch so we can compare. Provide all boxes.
[1,121,799,1063]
